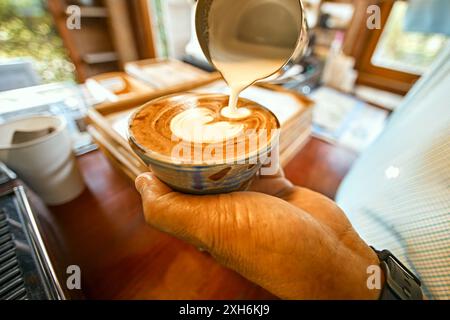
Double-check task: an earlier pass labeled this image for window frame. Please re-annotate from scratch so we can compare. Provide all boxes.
[344,0,420,95]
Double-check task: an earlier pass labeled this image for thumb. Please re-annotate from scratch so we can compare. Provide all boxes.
[135,172,172,200]
[135,172,216,249]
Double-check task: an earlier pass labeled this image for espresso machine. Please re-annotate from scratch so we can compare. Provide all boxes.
[0,163,66,300]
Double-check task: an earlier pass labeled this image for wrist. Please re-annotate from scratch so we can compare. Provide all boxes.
[331,244,385,300]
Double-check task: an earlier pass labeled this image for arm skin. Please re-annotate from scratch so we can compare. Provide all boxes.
[135,171,383,300]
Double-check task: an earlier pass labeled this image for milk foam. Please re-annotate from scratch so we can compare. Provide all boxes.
[170,107,244,143]
[212,43,289,114]
[221,106,251,119]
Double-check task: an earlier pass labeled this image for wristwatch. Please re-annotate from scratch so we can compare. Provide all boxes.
[371,247,423,300]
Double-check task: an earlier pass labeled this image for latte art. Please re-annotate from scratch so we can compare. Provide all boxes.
[170,107,244,144]
[220,106,251,119]
[129,94,279,164]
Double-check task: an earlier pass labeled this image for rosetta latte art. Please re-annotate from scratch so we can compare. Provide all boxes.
[170,107,245,144]
[130,94,280,164]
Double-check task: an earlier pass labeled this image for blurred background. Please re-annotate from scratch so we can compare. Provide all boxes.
[0,0,448,88]
[2,0,448,153]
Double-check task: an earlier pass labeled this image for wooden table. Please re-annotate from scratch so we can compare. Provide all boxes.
[41,137,357,299]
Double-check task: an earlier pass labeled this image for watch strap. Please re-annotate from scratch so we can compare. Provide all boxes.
[372,247,423,300]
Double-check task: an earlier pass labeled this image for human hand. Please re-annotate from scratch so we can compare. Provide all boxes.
[135,171,382,300]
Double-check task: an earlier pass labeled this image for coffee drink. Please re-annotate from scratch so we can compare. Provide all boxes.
[129,93,279,165]
[128,93,280,194]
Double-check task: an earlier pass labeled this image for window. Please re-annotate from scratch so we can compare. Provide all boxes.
[371,1,449,75]
[0,0,75,83]
[351,0,449,95]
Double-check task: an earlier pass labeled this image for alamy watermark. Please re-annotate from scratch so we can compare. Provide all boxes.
[65,4,383,31]
[169,129,280,176]
[367,5,382,30]
[66,5,81,30]
[367,265,383,290]
[66,265,81,290]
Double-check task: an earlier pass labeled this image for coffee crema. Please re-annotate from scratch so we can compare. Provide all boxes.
[129,94,280,164]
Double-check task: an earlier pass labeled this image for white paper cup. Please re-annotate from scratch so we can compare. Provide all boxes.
[0,115,85,205]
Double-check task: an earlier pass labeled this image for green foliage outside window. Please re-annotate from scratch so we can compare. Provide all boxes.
[371,1,449,75]
[151,0,170,58]
[0,0,75,83]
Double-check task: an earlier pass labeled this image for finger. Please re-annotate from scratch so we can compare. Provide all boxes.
[249,174,293,196]
[135,172,219,248]
[249,168,294,196]
[283,187,352,231]
[135,172,172,199]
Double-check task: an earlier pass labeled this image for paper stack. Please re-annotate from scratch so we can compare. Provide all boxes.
[125,59,212,90]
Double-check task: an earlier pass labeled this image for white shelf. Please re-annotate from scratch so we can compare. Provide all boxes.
[82,52,118,64]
